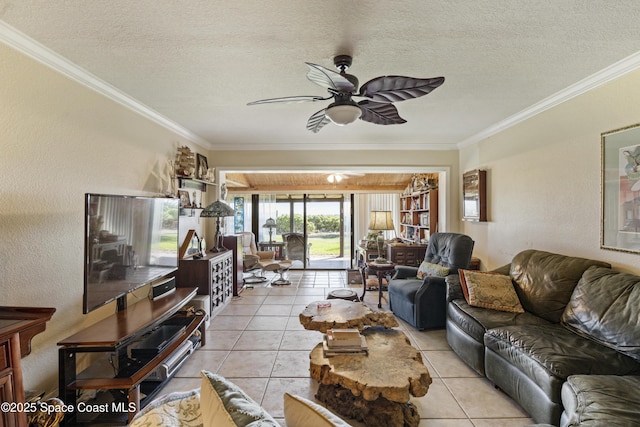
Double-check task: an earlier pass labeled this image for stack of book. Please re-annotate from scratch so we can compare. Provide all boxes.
[323,328,368,356]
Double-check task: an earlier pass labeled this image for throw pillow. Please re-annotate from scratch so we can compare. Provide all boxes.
[416,261,450,279]
[200,371,280,427]
[129,389,202,427]
[283,393,352,427]
[460,270,524,313]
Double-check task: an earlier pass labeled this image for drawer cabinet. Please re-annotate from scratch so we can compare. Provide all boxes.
[387,244,427,267]
[177,251,233,317]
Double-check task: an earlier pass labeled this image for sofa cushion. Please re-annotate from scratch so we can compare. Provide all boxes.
[417,261,450,279]
[484,324,640,400]
[200,371,280,427]
[561,375,640,427]
[448,299,549,342]
[129,389,202,427]
[509,250,610,323]
[283,393,352,427]
[562,266,640,362]
[460,270,524,313]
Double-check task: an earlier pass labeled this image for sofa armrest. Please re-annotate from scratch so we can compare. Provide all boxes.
[393,265,419,280]
[445,274,465,302]
[491,263,511,276]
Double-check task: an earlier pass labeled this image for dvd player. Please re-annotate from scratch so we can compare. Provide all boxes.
[129,324,185,359]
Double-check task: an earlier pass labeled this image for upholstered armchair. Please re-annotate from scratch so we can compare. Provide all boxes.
[282,232,310,265]
[239,231,275,283]
[388,233,474,330]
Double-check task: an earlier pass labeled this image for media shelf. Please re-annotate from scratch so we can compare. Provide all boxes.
[58,288,205,426]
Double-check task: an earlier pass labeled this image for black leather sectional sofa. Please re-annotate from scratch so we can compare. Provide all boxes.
[445,249,640,426]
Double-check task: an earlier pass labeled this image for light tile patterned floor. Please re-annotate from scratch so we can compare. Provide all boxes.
[165,270,535,426]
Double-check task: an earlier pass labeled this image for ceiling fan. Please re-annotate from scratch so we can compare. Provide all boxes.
[247,55,445,133]
[326,172,364,183]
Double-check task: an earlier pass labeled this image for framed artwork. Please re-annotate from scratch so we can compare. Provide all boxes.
[178,190,191,207]
[196,153,209,180]
[462,169,487,222]
[601,123,640,254]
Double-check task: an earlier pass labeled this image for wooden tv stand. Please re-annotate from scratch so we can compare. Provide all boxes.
[58,288,205,425]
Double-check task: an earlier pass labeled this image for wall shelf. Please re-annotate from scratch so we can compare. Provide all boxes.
[177,177,216,192]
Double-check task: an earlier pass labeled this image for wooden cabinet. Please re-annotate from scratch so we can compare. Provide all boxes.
[58,289,204,426]
[399,189,438,244]
[387,244,427,267]
[223,235,244,295]
[0,307,55,427]
[177,251,233,317]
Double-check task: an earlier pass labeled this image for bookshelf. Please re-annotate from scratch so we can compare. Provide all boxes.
[399,189,438,244]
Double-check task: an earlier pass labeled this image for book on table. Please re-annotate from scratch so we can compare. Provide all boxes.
[323,329,368,356]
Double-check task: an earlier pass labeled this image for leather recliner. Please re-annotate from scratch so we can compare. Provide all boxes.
[388,232,474,330]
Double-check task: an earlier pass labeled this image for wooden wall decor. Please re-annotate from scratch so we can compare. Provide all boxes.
[462,169,487,222]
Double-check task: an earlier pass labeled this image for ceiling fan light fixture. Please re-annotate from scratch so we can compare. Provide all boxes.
[325,104,361,126]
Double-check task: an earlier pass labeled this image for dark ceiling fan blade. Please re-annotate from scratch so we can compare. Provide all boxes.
[305,63,356,93]
[358,100,406,125]
[306,108,331,133]
[247,95,331,105]
[358,76,445,103]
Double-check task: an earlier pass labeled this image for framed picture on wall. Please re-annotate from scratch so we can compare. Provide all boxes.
[601,123,640,254]
[462,169,487,222]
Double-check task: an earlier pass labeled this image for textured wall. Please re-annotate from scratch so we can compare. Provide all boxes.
[0,43,201,393]
[460,69,640,274]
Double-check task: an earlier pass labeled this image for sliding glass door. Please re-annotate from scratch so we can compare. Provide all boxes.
[272,194,352,269]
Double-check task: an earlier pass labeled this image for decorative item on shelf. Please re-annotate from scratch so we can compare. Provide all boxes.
[368,210,395,263]
[262,218,277,243]
[201,200,235,252]
[178,190,191,208]
[196,153,209,180]
[205,167,216,183]
[175,146,196,177]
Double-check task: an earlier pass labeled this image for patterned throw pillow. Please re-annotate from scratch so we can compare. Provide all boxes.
[200,371,280,427]
[416,261,450,279]
[459,270,524,313]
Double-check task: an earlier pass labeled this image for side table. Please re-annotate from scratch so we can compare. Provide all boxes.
[361,262,396,308]
[258,241,285,260]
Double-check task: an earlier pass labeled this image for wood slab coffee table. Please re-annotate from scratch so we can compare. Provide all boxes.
[299,299,398,333]
[309,327,432,427]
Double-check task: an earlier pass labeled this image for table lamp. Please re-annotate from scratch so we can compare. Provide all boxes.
[201,200,235,252]
[262,218,277,243]
[368,211,395,263]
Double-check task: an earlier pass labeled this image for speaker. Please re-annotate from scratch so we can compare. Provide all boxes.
[151,277,176,300]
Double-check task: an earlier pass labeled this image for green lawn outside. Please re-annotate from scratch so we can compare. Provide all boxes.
[307,233,341,256]
[154,234,178,251]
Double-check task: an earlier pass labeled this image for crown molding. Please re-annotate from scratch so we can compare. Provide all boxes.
[0,20,212,149]
[208,141,456,151]
[458,50,640,148]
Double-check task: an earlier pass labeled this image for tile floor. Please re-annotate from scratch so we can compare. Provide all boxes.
[164,270,535,426]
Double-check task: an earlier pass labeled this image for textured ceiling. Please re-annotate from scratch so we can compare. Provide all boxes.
[2,1,640,151]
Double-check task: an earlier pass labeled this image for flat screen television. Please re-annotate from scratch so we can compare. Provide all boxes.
[84,193,179,314]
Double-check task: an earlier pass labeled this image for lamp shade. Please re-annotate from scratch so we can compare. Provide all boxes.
[262,218,277,228]
[200,200,235,218]
[368,211,395,231]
